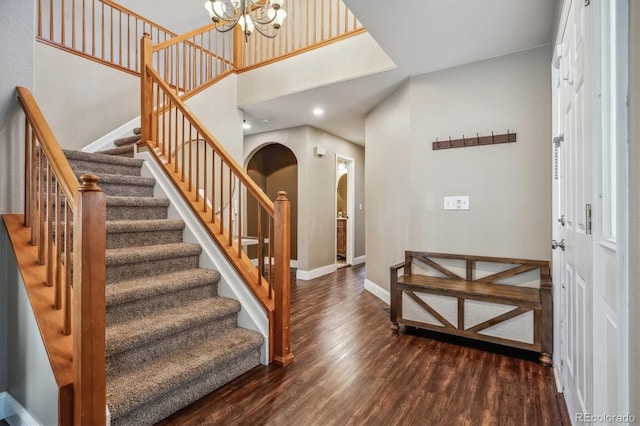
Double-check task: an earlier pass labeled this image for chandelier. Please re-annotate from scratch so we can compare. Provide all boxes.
[204,0,287,41]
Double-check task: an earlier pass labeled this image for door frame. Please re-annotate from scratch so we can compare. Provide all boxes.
[335,154,355,266]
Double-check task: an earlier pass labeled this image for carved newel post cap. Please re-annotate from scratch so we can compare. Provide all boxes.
[79,173,101,192]
[277,191,288,201]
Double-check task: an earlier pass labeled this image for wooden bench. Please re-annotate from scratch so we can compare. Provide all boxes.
[390,251,552,366]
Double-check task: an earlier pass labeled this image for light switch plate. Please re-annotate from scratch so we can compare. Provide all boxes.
[444,196,470,210]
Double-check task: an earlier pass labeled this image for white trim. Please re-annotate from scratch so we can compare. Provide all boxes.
[553,367,564,394]
[352,255,365,266]
[296,264,336,280]
[364,278,390,304]
[0,392,41,426]
[82,116,141,153]
[137,151,269,364]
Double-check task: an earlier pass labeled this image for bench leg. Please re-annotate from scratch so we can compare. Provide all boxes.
[539,352,552,367]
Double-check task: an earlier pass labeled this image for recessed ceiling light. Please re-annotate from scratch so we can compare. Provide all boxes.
[313,107,324,116]
[260,118,270,124]
[242,120,251,130]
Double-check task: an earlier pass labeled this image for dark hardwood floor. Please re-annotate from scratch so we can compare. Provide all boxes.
[158,264,570,426]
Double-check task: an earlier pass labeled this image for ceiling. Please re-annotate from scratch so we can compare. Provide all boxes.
[117,0,558,145]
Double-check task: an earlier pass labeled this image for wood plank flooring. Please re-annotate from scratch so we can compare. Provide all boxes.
[158,264,570,426]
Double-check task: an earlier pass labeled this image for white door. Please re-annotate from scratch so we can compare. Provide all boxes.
[553,0,593,417]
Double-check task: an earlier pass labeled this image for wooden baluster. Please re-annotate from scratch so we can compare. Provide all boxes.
[219,157,223,233]
[73,173,106,426]
[140,33,152,145]
[203,142,208,213]
[55,180,63,309]
[63,201,72,336]
[237,182,242,257]
[38,152,46,264]
[46,169,55,287]
[210,148,216,222]
[273,191,293,367]
[195,131,200,203]
[49,0,54,41]
[228,167,232,245]
[24,118,31,227]
[258,205,263,284]
[30,134,38,245]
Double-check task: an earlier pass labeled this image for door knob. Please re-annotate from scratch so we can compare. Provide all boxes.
[551,239,566,251]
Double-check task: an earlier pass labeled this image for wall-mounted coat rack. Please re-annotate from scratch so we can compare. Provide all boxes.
[432,130,517,151]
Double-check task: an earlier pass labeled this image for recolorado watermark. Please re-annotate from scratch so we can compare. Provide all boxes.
[576,413,637,423]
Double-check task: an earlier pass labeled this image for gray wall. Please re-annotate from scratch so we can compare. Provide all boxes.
[1,220,59,425]
[0,0,36,395]
[365,45,552,291]
[629,0,639,417]
[245,126,366,272]
[0,0,34,214]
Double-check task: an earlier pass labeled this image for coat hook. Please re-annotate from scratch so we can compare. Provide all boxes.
[435,137,440,149]
[491,131,495,143]
[448,136,452,148]
[476,132,480,144]
[462,134,466,145]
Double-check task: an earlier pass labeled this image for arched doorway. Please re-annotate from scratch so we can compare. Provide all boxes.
[246,144,298,264]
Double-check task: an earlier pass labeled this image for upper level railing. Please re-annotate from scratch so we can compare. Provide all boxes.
[37,0,175,74]
[16,86,106,425]
[38,0,365,86]
[237,0,364,69]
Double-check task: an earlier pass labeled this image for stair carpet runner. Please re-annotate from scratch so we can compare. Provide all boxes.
[64,130,263,426]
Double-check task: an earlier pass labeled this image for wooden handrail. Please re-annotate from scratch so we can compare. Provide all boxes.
[16,86,106,425]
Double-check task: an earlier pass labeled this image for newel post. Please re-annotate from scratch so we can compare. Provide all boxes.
[140,33,153,145]
[273,191,294,367]
[73,174,106,425]
[233,25,244,69]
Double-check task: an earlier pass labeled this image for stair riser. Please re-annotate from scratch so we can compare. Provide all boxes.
[107,255,199,284]
[68,159,141,177]
[106,283,218,326]
[100,183,154,198]
[106,206,169,221]
[114,135,140,147]
[107,230,183,249]
[106,314,238,377]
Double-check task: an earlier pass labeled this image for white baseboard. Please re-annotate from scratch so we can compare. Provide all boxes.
[553,366,563,393]
[352,255,366,266]
[296,264,337,280]
[0,392,41,426]
[82,116,141,153]
[364,278,390,304]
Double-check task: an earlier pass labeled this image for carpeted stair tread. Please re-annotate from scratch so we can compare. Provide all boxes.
[97,145,135,157]
[74,171,155,187]
[106,297,241,356]
[107,327,263,421]
[106,219,185,234]
[106,268,220,307]
[65,150,143,176]
[106,242,201,266]
[106,196,170,208]
[114,134,141,147]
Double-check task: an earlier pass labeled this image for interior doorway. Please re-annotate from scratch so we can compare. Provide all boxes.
[335,155,355,269]
[246,144,298,266]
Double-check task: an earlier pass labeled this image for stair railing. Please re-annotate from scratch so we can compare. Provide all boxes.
[16,87,106,425]
[140,34,293,366]
[236,0,364,70]
[37,0,176,75]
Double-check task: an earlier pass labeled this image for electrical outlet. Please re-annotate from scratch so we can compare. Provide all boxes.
[444,196,470,210]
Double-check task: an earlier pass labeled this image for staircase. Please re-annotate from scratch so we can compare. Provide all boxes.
[64,135,264,425]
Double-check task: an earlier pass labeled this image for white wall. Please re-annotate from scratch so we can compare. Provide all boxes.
[365,45,552,291]
[237,31,395,106]
[245,126,365,274]
[35,42,140,150]
[185,73,244,164]
[628,0,640,417]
